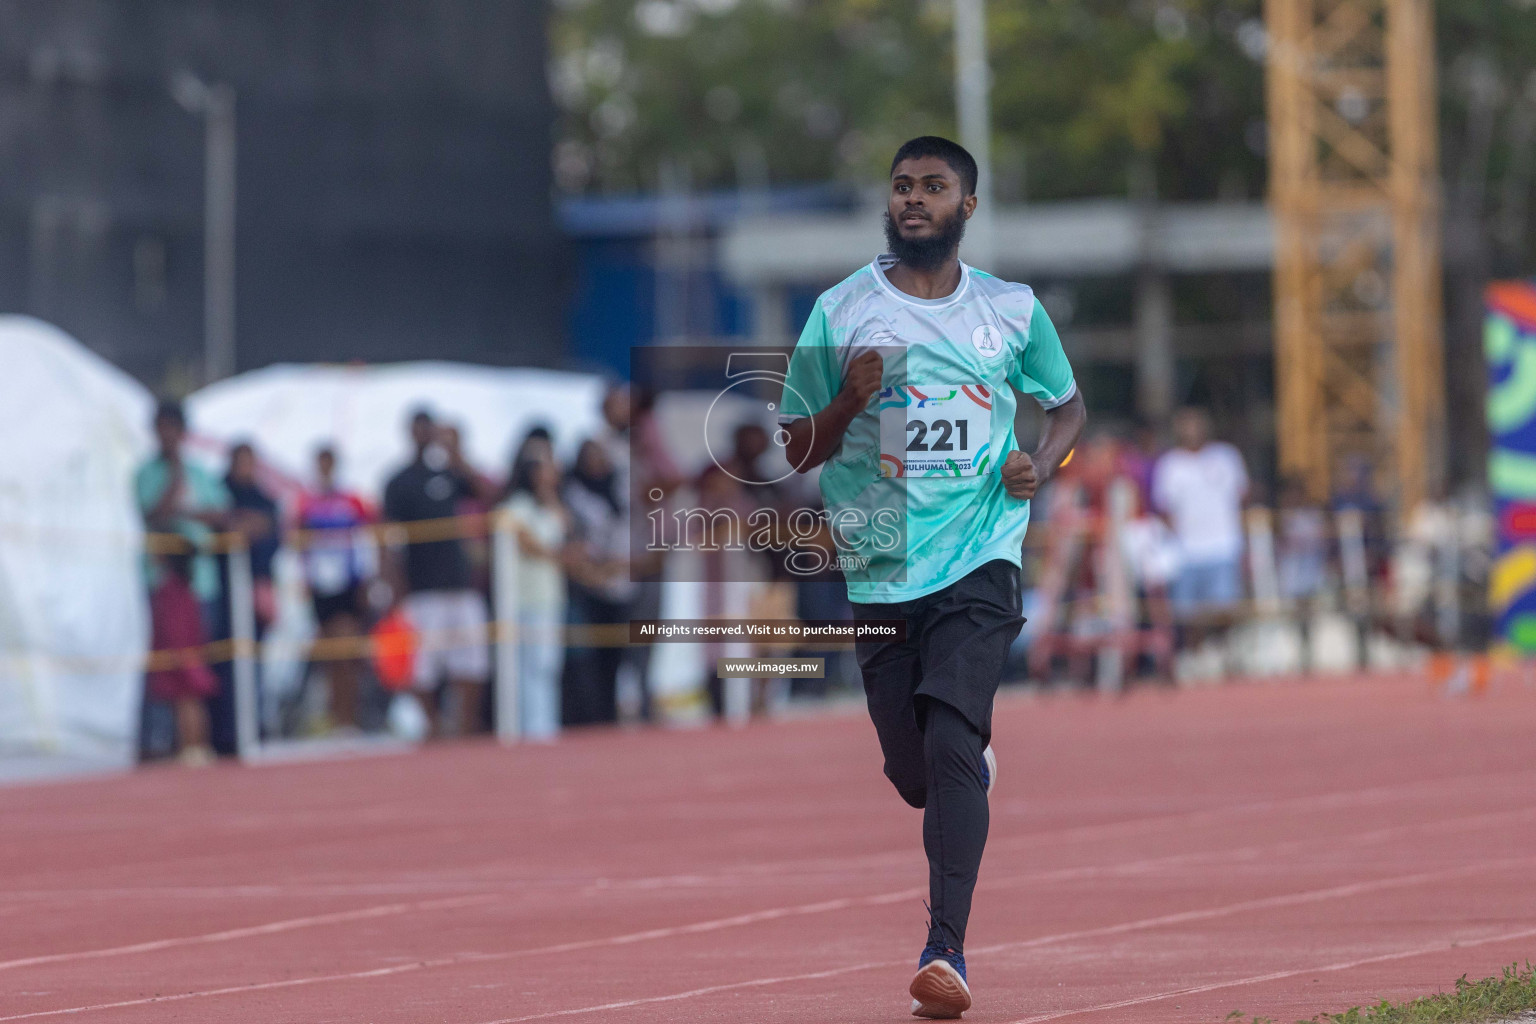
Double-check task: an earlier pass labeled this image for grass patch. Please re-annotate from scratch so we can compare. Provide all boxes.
[1228,963,1536,1024]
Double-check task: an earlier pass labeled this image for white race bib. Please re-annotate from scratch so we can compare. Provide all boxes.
[879,384,994,477]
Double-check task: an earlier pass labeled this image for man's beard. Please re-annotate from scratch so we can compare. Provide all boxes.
[883,207,966,272]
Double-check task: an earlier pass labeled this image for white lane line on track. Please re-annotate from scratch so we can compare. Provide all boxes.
[0,892,920,1023]
[485,764,1536,895]
[0,894,497,974]
[1001,923,1536,1023]
[7,852,1533,1023]
[968,854,1536,956]
[6,800,1527,980]
[985,766,1536,860]
[980,804,1536,893]
[468,854,1536,1024]
[2,798,1529,1003]
[476,960,895,1024]
[7,764,1532,909]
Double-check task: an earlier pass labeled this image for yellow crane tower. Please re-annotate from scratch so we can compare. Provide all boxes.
[1264,0,1444,511]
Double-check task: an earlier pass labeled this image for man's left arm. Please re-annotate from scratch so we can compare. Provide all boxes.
[1001,296,1087,501]
[1001,392,1086,500]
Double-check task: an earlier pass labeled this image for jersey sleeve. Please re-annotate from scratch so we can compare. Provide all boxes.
[778,300,838,425]
[1010,297,1078,410]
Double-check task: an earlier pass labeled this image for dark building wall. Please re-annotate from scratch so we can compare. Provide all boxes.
[0,0,563,388]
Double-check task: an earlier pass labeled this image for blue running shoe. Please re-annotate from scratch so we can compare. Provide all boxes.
[910,940,971,1018]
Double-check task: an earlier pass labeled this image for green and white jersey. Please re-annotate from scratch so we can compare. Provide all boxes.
[779,255,1077,604]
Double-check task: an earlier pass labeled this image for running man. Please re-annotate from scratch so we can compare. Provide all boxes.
[780,136,1086,1018]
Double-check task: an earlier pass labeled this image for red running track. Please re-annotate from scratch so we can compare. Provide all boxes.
[4,674,1536,1023]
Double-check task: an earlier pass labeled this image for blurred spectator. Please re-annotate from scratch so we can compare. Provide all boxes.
[442,423,494,597]
[499,432,570,741]
[135,400,231,762]
[225,441,280,632]
[562,437,632,726]
[1276,476,1328,606]
[725,422,775,486]
[138,402,231,610]
[382,409,496,737]
[596,384,682,721]
[599,385,633,497]
[601,383,684,508]
[296,446,376,731]
[1332,454,1390,581]
[1118,417,1162,512]
[693,459,766,719]
[1030,432,1168,687]
[144,554,218,766]
[511,424,554,469]
[1153,408,1249,623]
[1114,441,1178,683]
[727,421,798,582]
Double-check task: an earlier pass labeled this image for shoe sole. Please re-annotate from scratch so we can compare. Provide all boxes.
[909,960,972,1019]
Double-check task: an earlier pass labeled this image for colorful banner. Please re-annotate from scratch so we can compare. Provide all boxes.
[1486,280,1536,650]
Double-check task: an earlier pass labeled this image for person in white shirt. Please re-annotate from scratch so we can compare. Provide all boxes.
[1152,408,1249,617]
[500,431,570,741]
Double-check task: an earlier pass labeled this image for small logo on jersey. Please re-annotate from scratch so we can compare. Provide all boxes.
[971,324,1003,358]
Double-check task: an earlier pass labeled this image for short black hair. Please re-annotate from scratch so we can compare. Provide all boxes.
[890,136,978,197]
[153,399,185,429]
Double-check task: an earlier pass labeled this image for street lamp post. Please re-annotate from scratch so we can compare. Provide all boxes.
[953,0,995,270]
[172,72,237,384]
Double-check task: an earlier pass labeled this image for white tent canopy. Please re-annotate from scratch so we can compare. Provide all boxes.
[0,317,152,763]
[186,362,609,499]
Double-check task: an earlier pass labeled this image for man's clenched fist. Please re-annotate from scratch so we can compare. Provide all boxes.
[839,350,884,409]
[1001,450,1039,500]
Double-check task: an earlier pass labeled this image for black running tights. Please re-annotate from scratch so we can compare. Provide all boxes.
[919,696,989,951]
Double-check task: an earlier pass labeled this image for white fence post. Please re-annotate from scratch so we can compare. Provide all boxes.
[227,538,260,761]
[491,511,520,745]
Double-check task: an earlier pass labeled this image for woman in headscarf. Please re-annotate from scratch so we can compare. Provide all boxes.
[497,426,569,740]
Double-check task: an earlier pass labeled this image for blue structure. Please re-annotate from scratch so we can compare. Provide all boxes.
[559,186,851,376]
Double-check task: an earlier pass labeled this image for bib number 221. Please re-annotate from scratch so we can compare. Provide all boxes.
[906,418,968,452]
[879,384,993,478]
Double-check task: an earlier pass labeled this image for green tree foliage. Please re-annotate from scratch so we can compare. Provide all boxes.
[1436,0,1536,274]
[551,0,1534,267]
[550,0,951,194]
[551,0,1266,201]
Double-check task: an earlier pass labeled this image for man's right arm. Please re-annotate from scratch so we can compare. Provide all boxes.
[785,350,883,473]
